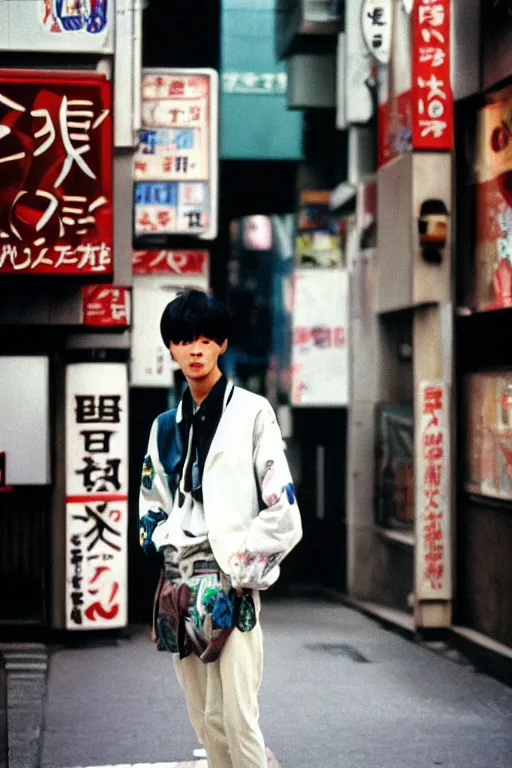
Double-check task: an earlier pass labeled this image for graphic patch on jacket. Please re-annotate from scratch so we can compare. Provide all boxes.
[141,454,156,491]
[261,460,296,508]
[140,507,168,554]
[229,550,285,585]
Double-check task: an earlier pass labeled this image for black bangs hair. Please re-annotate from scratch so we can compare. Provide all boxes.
[160,289,231,347]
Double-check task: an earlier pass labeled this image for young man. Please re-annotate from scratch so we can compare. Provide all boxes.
[139,289,302,768]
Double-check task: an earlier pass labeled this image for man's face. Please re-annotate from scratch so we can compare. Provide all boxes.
[169,335,227,381]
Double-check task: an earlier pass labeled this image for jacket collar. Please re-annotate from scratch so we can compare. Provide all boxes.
[176,377,234,425]
[203,383,240,470]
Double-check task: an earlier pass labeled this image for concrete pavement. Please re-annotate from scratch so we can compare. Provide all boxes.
[1,643,48,768]
[23,597,512,767]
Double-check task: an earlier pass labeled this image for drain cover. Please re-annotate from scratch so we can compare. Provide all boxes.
[305,643,370,662]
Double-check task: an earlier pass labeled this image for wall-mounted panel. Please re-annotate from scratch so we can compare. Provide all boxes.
[377,152,451,313]
[134,69,218,240]
[0,357,50,485]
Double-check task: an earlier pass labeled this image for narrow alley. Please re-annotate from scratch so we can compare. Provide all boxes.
[9,598,512,768]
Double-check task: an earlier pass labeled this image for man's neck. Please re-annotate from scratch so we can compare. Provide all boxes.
[187,367,223,406]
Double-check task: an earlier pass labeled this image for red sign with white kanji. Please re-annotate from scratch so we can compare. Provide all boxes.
[0,70,112,274]
[412,0,453,150]
[132,249,209,276]
[82,286,130,327]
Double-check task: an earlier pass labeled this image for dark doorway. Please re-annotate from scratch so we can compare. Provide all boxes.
[128,387,169,624]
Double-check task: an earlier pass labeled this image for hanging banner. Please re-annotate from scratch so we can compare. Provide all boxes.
[0,1,114,54]
[375,405,414,528]
[291,269,349,406]
[81,286,131,327]
[361,0,392,65]
[416,380,451,600]
[0,70,113,275]
[411,0,453,150]
[65,364,128,630]
[134,69,218,240]
[131,274,209,387]
[132,249,209,276]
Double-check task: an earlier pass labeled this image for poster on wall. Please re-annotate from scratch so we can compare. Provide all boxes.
[131,274,209,387]
[296,191,345,268]
[465,372,512,501]
[375,405,414,529]
[0,70,113,275]
[134,69,218,240]
[65,363,128,630]
[416,380,451,600]
[0,0,114,54]
[474,100,512,312]
[291,269,349,406]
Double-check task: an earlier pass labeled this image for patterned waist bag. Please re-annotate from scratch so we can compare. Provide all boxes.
[153,543,257,664]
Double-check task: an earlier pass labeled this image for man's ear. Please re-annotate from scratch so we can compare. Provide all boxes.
[169,343,175,361]
[220,339,228,355]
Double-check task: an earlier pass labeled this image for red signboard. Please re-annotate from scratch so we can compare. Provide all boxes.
[412,0,453,150]
[377,90,413,169]
[0,70,112,274]
[132,249,209,276]
[82,286,130,327]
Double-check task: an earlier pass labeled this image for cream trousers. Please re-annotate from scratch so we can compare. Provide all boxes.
[173,596,266,768]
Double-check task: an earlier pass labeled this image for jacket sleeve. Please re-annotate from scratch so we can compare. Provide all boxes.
[228,401,302,589]
[139,417,173,555]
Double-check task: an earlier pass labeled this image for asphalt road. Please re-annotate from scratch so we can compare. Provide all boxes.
[38,597,512,768]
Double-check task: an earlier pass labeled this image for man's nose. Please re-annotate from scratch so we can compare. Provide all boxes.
[190,342,203,355]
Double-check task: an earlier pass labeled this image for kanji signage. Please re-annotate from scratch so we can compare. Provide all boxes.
[0,70,113,274]
[132,249,209,276]
[82,286,131,327]
[291,269,349,406]
[412,0,453,149]
[65,364,128,629]
[134,69,218,239]
[416,380,451,599]
[361,0,392,65]
[222,72,287,94]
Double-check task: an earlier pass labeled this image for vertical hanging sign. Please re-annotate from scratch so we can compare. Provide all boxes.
[416,380,451,600]
[134,69,218,240]
[65,364,128,630]
[412,0,453,150]
[361,0,393,65]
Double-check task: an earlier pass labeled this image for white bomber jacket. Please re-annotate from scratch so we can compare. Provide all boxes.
[139,386,302,590]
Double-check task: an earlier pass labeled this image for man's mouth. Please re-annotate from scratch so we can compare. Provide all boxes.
[190,362,203,369]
